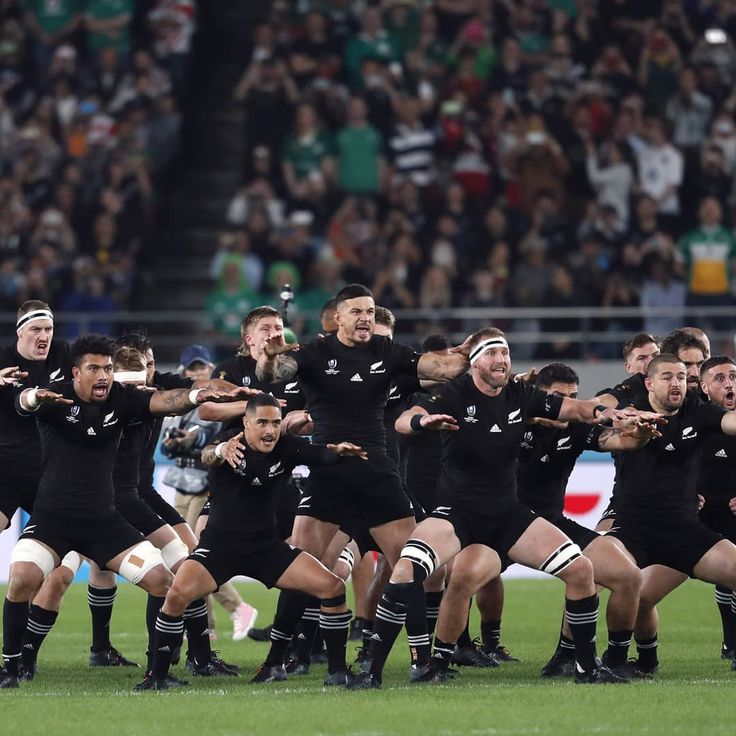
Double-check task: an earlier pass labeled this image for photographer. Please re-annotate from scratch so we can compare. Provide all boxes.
[161,344,258,641]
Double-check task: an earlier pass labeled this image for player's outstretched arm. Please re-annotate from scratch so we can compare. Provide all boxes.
[595,421,662,452]
[721,411,736,436]
[395,405,459,434]
[255,331,299,383]
[202,432,245,469]
[417,337,471,382]
[149,386,257,416]
[17,387,74,412]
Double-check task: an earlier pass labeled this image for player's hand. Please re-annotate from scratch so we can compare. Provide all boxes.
[227,386,264,401]
[327,442,368,460]
[450,334,473,359]
[513,367,538,384]
[728,497,736,516]
[0,366,28,386]
[420,413,459,431]
[263,331,300,358]
[698,494,706,511]
[35,389,74,406]
[222,432,245,469]
[196,387,258,404]
[618,418,662,440]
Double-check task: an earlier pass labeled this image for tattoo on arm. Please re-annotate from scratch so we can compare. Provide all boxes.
[150,388,193,415]
[256,355,298,382]
[596,427,617,450]
[201,444,222,467]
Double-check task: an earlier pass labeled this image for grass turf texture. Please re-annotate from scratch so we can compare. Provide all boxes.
[1,578,733,736]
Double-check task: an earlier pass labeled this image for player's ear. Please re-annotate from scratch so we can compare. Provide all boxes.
[72,365,80,381]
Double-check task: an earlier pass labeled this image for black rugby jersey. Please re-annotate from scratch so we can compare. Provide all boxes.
[0,340,72,469]
[516,422,602,518]
[698,432,736,504]
[417,374,564,515]
[137,371,193,495]
[616,392,725,521]
[596,373,648,407]
[293,334,419,451]
[215,354,305,432]
[384,371,421,470]
[20,381,153,516]
[207,429,341,539]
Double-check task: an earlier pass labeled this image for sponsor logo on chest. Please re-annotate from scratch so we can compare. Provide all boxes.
[325,359,340,375]
[464,405,478,423]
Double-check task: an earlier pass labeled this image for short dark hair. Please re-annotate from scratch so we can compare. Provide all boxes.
[623,333,658,360]
[660,329,707,359]
[701,355,736,378]
[245,392,282,416]
[646,353,684,377]
[117,330,152,353]
[113,346,146,372]
[17,300,51,321]
[321,297,337,315]
[422,334,451,352]
[375,306,396,331]
[71,334,117,367]
[536,363,580,389]
[335,283,373,306]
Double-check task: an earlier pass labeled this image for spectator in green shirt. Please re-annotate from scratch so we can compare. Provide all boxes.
[84,0,132,60]
[24,0,82,77]
[281,102,335,208]
[336,96,386,195]
[205,258,257,348]
[676,196,736,333]
[344,5,401,89]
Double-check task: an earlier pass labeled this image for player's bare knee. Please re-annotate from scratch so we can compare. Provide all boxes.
[561,555,594,593]
[390,558,414,584]
[8,563,44,600]
[164,580,194,615]
[140,565,172,597]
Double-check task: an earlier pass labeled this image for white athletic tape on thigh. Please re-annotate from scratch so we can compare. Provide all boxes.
[160,538,189,569]
[59,550,81,574]
[400,539,439,578]
[539,541,582,577]
[10,539,55,577]
[338,546,355,572]
[118,541,165,584]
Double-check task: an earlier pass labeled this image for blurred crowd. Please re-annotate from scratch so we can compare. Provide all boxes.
[207,0,736,357]
[0,0,195,335]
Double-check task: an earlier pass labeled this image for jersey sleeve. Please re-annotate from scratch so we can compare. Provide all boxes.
[285,436,341,468]
[212,358,239,384]
[524,383,563,420]
[415,383,455,416]
[120,383,154,420]
[389,340,420,378]
[697,401,728,435]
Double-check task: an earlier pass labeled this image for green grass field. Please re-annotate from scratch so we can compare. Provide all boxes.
[2,578,734,736]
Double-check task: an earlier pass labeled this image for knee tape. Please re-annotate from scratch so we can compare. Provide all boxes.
[400,539,438,583]
[118,541,165,585]
[160,538,189,570]
[10,539,56,577]
[337,546,355,573]
[59,551,82,575]
[540,541,583,577]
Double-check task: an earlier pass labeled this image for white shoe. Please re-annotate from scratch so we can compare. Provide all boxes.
[232,602,258,641]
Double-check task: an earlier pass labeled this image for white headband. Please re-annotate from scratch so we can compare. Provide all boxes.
[469,337,509,365]
[16,310,54,333]
[114,370,147,383]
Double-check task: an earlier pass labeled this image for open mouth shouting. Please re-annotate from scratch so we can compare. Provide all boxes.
[92,380,110,400]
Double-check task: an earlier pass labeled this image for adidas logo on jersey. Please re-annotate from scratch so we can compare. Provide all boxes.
[350,373,363,382]
[664,443,675,451]
[103,410,117,427]
[251,478,262,486]
[87,427,96,436]
[370,360,386,374]
[507,408,522,424]
[716,449,728,458]
[157,645,171,652]
[682,426,698,440]
[489,424,502,433]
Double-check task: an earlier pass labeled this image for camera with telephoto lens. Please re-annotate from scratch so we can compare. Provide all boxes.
[164,427,186,442]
